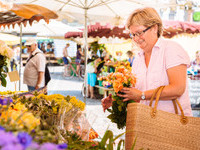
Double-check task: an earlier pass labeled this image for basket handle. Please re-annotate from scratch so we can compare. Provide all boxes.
[150,86,188,125]
[149,86,164,107]
[150,86,179,114]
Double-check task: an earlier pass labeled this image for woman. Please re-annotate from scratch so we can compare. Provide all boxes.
[87,52,110,99]
[75,47,84,76]
[126,50,135,67]
[102,7,192,116]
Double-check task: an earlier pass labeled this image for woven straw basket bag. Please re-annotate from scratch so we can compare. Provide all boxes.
[125,86,200,150]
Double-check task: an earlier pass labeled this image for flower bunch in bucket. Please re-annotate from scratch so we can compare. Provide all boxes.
[106,65,136,129]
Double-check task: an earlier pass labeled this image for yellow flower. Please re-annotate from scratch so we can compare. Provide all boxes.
[69,96,85,111]
[0,107,40,130]
[13,102,27,112]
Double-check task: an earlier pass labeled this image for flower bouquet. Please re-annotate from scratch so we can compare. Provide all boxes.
[0,40,14,87]
[106,66,136,129]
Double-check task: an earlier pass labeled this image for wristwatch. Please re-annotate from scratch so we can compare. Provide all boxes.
[141,92,145,100]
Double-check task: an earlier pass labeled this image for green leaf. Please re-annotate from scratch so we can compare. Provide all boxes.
[99,130,114,149]
[1,75,7,87]
[113,132,125,141]
[117,139,125,150]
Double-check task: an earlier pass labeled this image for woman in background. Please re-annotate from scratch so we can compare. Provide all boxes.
[75,46,84,77]
[126,50,135,67]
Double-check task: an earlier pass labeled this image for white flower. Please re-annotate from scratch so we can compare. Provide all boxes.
[0,40,14,59]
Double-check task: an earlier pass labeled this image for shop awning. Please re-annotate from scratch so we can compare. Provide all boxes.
[65,21,200,39]
[0,3,58,28]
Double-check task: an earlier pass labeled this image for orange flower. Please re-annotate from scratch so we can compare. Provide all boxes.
[108,64,136,93]
[89,128,99,140]
[113,81,123,93]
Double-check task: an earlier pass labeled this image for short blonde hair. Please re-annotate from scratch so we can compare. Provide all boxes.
[126,7,163,38]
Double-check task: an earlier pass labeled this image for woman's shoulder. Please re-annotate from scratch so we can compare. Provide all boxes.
[162,39,184,51]
[160,38,188,57]
[162,39,190,68]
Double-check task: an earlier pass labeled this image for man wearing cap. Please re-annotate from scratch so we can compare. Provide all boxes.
[23,37,46,91]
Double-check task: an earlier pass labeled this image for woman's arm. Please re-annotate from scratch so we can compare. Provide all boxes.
[119,64,187,102]
[94,58,101,73]
[80,50,84,56]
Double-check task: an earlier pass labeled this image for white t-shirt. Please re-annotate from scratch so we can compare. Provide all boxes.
[23,48,46,87]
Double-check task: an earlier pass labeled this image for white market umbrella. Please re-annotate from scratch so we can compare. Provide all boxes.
[14,0,178,25]
[36,20,82,38]
[0,33,20,45]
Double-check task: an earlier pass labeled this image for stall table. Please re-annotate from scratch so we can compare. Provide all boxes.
[95,85,113,98]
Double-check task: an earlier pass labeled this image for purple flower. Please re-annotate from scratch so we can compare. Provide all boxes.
[0,97,13,105]
[17,132,32,148]
[58,143,68,149]
[1,144,23,150]
[0,131,18,146]
[39,143,59,150]
[0,126,5,130]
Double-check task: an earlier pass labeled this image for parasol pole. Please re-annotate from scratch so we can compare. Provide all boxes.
[83,0,88,105]
[19,23,22,91]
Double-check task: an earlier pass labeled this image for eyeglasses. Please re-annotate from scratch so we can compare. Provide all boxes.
[129,26,151,38]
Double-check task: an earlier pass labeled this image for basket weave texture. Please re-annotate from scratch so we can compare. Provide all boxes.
[125,87,200,150]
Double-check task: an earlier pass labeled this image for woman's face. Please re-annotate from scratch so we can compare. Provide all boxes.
[129,25,156,50]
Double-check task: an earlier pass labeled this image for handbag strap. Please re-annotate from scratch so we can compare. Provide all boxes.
[172,99,178,114]
[150,86,179,114]
[151,86,188,125]
[149,86,163,107]
[26,52,40,63]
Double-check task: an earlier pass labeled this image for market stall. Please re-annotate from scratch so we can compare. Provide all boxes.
[0,2,58,90]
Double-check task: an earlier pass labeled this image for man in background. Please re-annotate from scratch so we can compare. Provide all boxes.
[23,37,46,91]
[62,43,69,76]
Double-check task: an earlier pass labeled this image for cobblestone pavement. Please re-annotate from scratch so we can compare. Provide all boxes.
[2,66,125,138]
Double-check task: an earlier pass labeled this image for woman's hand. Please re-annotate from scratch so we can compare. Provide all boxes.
[101,94,113,112]
[117,87,142,102]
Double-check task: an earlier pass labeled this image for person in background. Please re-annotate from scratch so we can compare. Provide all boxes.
[40,42,46,53]
[116,51,122,61]
[188,50,200,80]
[102,7,192,116]
[62,43,77,77]
[87,52,110,99]
[22,42,27,54]
[51,43,55,54]
[46,43,52,53]
[75,46,84,77]
[62,43,70,76]
[10,45,20,71]
[23,37,46,91]
[126,50,135,67]
[191,51,200,73]
[87,46,93,62]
